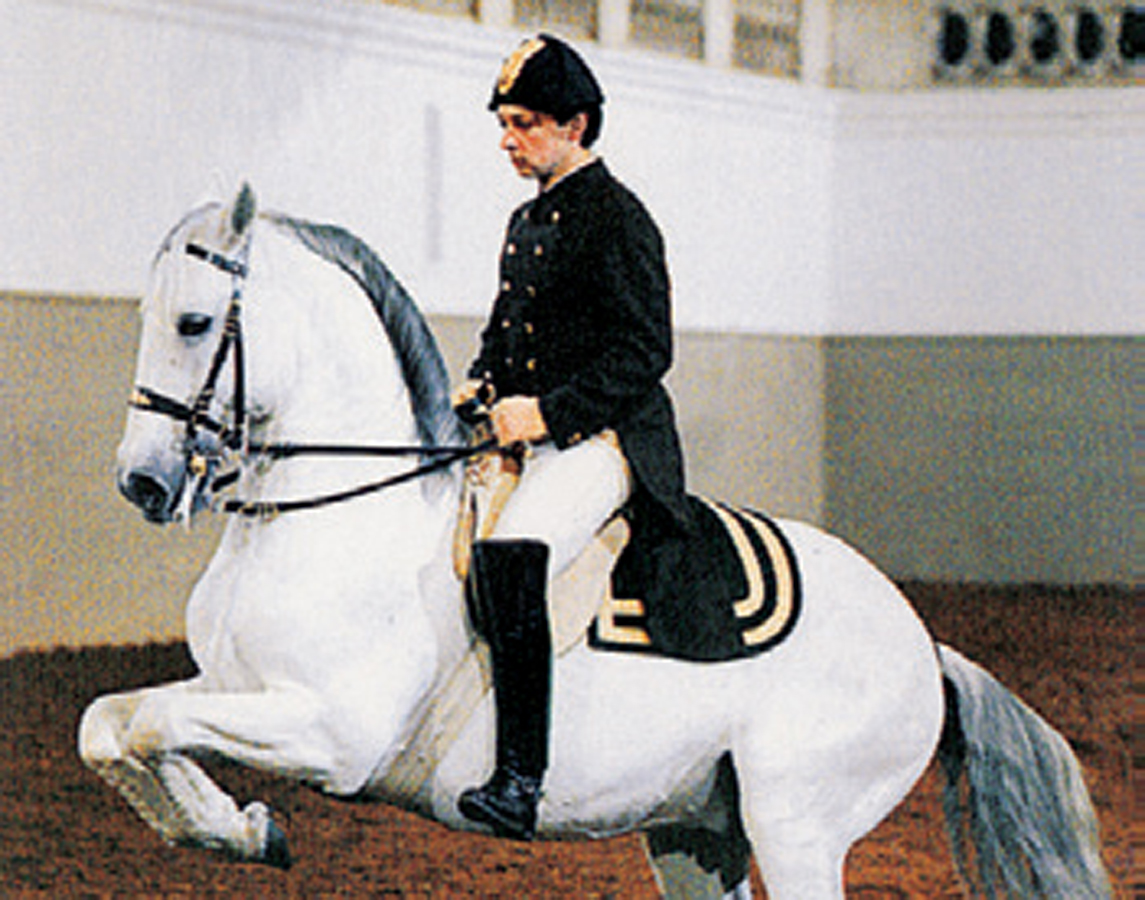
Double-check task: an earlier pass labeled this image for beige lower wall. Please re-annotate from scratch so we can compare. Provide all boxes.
[1,296,1131,655]
[822,336,1135,584]
[2,295,223,657]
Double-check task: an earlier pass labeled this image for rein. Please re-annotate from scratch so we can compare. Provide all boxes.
[131,240,488,520]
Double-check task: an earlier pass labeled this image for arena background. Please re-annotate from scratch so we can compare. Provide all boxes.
[0,0,1137,894]
[2,0,1137,654]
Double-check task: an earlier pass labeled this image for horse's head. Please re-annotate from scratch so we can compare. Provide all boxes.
[118,183,462,524]
[117,185,260,524]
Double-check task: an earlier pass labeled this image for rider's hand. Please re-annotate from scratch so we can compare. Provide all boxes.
[451,379,484,409]
[490,396,548,447]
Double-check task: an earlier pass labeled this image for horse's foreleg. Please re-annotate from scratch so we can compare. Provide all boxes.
[119,683,389,796]
[79,688,289,866]
[80,690,197,840]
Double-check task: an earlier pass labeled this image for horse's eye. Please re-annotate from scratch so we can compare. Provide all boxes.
[176,313,213,338]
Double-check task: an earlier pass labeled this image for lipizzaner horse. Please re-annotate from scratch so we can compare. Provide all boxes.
[80,185,1111,899]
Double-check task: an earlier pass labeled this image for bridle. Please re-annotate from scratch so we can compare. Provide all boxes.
[129,240,489,520]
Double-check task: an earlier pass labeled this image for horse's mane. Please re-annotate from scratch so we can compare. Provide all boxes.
[266,213,464,464]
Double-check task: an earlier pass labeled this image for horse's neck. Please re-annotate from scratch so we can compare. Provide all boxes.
[255,230,417,442]
[236,221,469,664]
[233,222,464,595]
[236,229,423,500]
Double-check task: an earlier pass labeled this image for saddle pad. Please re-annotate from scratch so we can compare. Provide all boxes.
[589,497,801,662]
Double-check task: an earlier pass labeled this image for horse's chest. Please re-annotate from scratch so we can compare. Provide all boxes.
[185,586,257,686]
[184,542,281,684]
[184,517,422,686]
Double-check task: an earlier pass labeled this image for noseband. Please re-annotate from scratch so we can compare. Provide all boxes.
[130,241,487,520]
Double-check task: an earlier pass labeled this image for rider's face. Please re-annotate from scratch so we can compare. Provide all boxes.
[496,105,587,188]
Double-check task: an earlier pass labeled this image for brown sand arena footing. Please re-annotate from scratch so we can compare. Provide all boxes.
[0,584,1132,898]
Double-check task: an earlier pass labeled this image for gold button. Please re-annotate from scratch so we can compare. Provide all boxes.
[569,432,582,444]
[505,356,514,367]
[526,285,536,297]
[501,280,511,292]
[534,245,544,256]
[501,318,512,329]
[507,243,517,255]
[526,358,536,371]
[551,210,560,224]
[524,322,534,334]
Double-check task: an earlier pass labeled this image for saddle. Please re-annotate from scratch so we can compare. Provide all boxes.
[452,446,801,662]
[384,460,803,799]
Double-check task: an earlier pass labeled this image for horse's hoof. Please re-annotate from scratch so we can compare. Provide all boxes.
[262,817,293,870]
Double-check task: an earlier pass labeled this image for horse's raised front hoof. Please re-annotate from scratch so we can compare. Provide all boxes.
[261,817,293,870]
[239,801,292,870]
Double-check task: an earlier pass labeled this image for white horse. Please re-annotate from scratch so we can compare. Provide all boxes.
[80,185,1112,899]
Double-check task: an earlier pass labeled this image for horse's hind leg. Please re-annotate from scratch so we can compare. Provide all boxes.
[643,825,753,899]
[79,687,289,867]
[734,774,848,899]
[643,754,754,899]
[751,833,846,900]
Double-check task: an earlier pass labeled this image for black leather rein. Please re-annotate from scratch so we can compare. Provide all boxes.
[129,240,488,520]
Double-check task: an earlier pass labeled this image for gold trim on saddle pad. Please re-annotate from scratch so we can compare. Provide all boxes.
[592,497,801,659]
[702,499,798,648]
[385,498,798,798]
[593,595,652,647]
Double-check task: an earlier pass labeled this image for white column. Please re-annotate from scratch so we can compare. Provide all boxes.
[599,0,630,48]
[800,0,834,85]
[480,0,514,31]
[704,0,735,68]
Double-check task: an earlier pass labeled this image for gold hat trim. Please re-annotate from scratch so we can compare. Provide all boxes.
[497,37,546,96]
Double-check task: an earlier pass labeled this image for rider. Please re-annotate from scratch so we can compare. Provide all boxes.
[453,33,691,841]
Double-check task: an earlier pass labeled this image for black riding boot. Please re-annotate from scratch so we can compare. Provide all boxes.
[458,539,551,841]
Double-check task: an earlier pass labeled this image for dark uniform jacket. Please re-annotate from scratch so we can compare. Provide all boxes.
[469,160,690,533]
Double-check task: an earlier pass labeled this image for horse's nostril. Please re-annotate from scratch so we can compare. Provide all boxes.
[120,471,173,522]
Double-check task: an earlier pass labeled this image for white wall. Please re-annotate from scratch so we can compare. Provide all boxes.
[0,0,833,336]
[827,90,1144,334]
[2,0,1139,335]
[1,0,510,317]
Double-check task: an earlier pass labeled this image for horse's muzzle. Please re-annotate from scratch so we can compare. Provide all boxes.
[119,468,179,524]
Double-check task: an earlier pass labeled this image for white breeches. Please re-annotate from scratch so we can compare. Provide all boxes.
[490,432,631,576]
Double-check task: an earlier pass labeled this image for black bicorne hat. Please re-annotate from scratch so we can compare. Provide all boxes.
[488,34,605,119]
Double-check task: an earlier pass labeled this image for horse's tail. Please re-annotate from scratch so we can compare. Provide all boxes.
[935,643,1111,899]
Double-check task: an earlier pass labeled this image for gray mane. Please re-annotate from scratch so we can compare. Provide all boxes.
[266,213,464,465]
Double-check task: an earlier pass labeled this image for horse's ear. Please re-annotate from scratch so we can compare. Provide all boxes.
[230,183,258,241]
